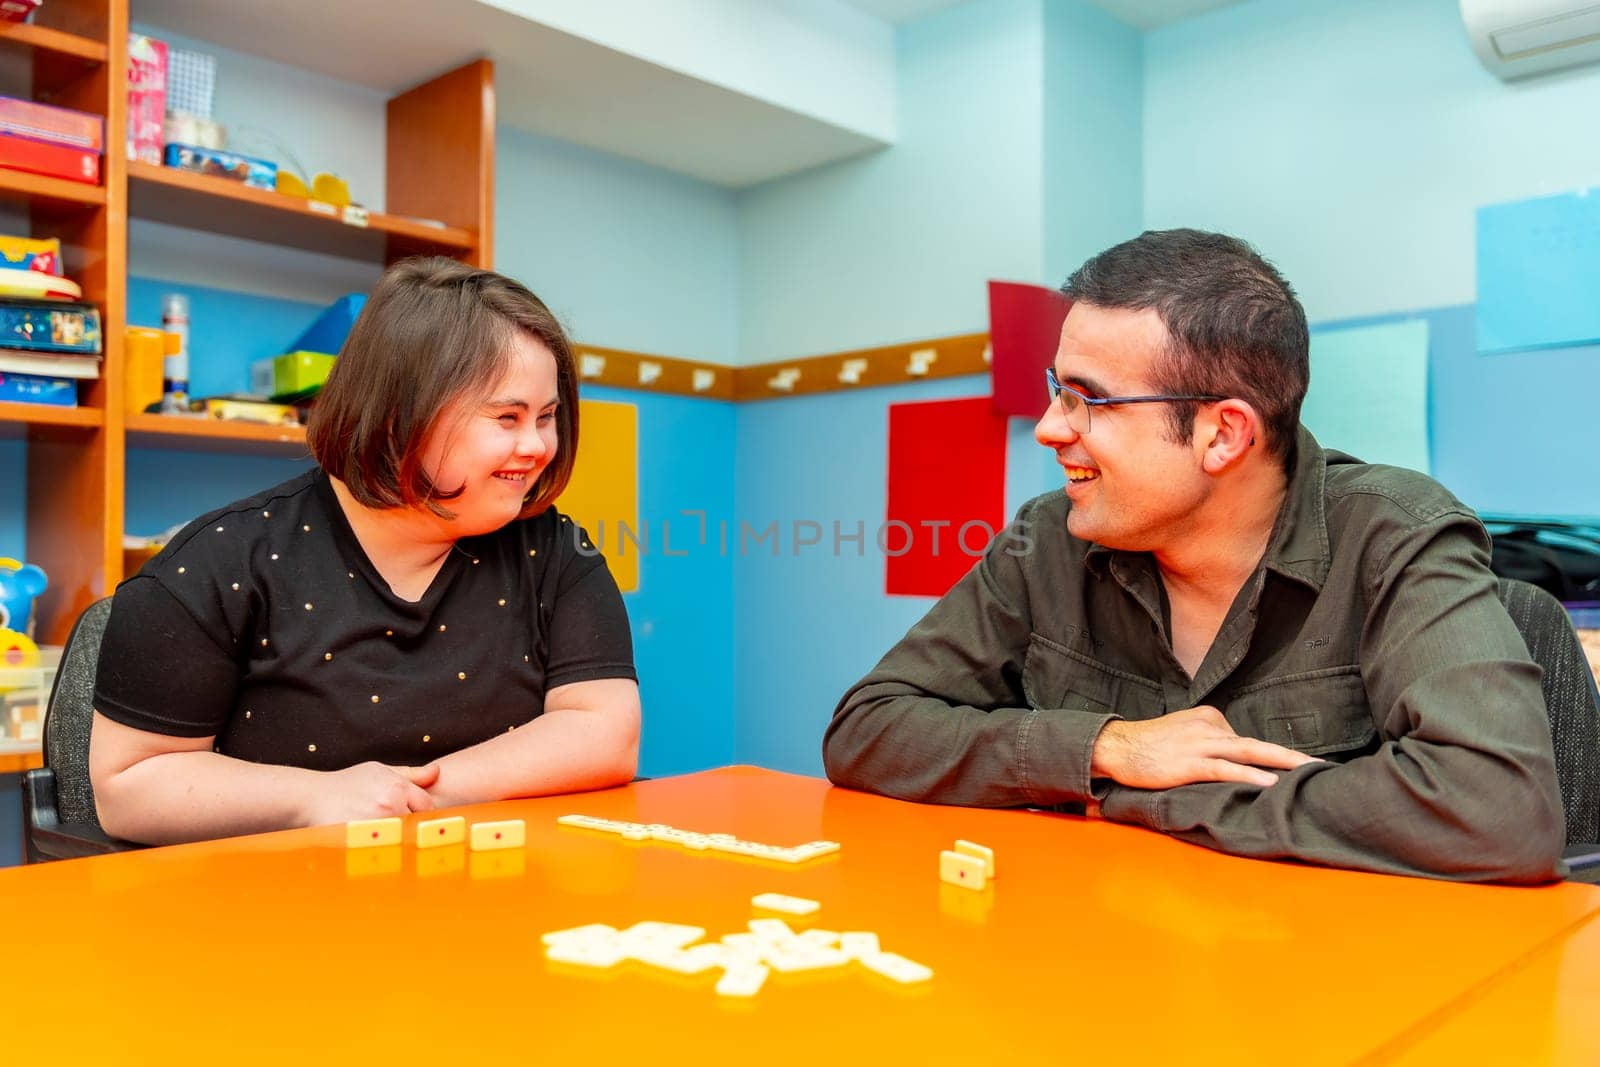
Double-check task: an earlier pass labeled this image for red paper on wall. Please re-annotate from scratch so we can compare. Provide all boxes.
[886,396,1009,597]
[989,280,1070,418]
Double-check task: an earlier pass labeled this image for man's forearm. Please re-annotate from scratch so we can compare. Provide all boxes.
[1099,739,1566,883]
[824,683,1116,808]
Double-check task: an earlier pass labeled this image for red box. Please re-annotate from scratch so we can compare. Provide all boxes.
[0,0,43,23]
[0,133,101,184]
[0,96,103,152]
[127,34,168,164]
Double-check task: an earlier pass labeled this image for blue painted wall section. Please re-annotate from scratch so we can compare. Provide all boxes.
[584,386,737,776]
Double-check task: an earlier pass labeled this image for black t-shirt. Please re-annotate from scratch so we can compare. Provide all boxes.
[93,469,636,770]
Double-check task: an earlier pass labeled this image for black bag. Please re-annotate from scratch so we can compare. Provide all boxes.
[1484,519,1600,603]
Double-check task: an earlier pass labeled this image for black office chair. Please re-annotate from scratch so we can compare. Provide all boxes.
[1496,578,1600,883]
[20,598,140,863]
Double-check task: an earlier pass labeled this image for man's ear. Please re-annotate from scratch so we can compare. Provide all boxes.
[1199,399,1260,474]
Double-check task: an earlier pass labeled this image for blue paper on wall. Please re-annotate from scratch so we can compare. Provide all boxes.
[1303,320,1430,474]
[1477,189,1600,354]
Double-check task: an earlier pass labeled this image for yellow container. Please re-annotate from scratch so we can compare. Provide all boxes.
[124,326,166,414]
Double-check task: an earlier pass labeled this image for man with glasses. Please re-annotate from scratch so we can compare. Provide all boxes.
[824,228,1564,883]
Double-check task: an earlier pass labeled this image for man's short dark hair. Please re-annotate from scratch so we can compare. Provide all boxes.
[308,256,579,519]
[1061,229,1309,466]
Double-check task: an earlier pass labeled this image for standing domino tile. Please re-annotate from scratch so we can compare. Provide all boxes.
[939,849,987,890]
[416,815,466,848]
[345,816,402,848]
[953,839,995,878]
[470,819,526,851]
[751,892,821,916]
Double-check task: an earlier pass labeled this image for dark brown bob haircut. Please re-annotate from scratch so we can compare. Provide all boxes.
[307,256,578,519]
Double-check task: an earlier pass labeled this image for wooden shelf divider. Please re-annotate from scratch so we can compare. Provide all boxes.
[0,20,107,62]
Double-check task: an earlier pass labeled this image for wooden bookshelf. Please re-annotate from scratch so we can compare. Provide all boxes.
[0,20,107,62]
[7,2,495,643]
[0,168,106,208]
[0,401,103,429]
[125,412,309,457]
[127,161,478,262]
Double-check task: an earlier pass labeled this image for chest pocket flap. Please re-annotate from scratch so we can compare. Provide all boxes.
[1023,633,1163,719]
[1225,666,1377,758]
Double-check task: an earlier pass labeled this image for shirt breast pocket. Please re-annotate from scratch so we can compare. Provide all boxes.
[1225,666,1378,759]
[1023,632,1163,719]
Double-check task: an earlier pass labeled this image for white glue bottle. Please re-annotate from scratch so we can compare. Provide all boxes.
[161,292,190,413]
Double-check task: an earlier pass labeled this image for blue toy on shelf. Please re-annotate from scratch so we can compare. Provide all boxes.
[0,557,47,670]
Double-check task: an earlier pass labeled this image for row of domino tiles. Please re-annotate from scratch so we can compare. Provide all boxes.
[557,814,841,862]
[542,918,932,998]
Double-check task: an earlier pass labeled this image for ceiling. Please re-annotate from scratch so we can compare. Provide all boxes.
[133,0,1252,190]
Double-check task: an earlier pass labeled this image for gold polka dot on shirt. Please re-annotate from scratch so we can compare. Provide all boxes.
[262,510,270,518]
[303,525,311,532]
[307,743,317,753]
[458,672,466,680]
[304,602,313,611]
[324,652,332,661]
[438,624,447,632]
[497,598,506,607]
[215,526,224,533]
[177,566,186,574]
[231,582,239,591]
[371,695,380,704]
[423,734,431,743]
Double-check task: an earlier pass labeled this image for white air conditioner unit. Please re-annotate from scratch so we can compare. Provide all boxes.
[1461,0,1600,79]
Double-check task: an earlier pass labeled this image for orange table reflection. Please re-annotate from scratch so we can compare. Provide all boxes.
[1375,911,1600,1065]
[2,766,1597,1065]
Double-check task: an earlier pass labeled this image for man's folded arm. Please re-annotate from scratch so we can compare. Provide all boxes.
[1100,516,1567,884]
[824,506,1117,808]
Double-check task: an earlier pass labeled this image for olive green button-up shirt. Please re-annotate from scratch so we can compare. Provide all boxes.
[824,427,1566,883]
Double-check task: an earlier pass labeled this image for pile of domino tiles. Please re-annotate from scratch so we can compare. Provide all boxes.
[542,918,932,998]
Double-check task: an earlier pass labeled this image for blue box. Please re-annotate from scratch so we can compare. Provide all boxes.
[163,142,276,189]
[290,293,365,356]
[0,371,76,406]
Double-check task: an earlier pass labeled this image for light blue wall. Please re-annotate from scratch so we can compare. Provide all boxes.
[1144,0,1600,516]
[584,387,736,775]
[733,375,998,774]
[736,0,1047,365]
[1145,0,1600,324]
[1043,0,1144,288]
[497,127,740,362]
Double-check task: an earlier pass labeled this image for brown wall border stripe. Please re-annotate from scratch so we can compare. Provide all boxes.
[573,332,991,402]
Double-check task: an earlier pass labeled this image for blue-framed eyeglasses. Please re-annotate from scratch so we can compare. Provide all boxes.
[1046,368,1225,435]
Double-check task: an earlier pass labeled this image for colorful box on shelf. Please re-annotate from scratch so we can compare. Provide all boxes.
[0,96,103,152]
[0,300,102,353]
[250,350,336,402]
[163,143,276,189]
[127,34,169,165]
[0,645,61,747]
[0,133,100,185]
[0,0,44,24]
[0,370,75,406]
[291,294,365,355]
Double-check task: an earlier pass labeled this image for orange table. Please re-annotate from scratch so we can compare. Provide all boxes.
[1374,910,1600,1064]
[2,766,1597,1065]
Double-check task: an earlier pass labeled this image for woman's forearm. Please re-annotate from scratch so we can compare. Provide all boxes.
[429,706,640,808]
[95,750,321,845]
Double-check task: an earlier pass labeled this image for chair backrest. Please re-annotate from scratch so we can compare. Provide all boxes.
[42,597,114,829]
[1497,578,1600,845]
